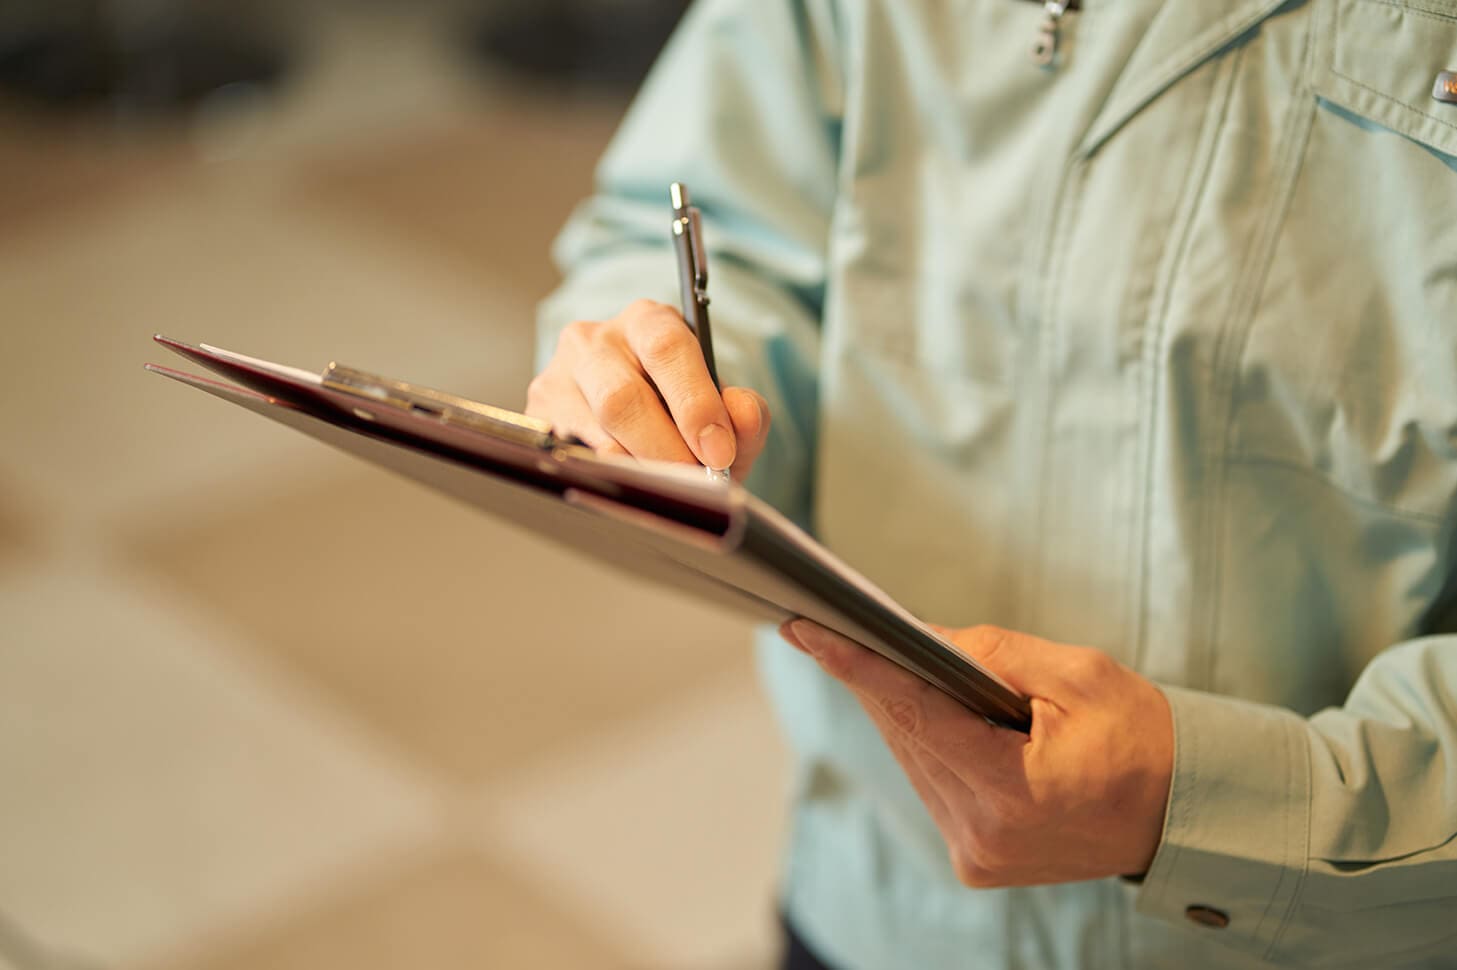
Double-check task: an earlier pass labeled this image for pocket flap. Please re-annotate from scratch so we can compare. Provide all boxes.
[1312,0,1457,159]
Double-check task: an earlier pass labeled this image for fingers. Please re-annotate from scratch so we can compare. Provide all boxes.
[618,300,737,470]
[529,301,756,470]
[573,348,698,464]
[524,370,629,456]
[723,387,771,479]
[781,620,1016,778]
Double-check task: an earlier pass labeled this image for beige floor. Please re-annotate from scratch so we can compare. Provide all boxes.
[0,8,789,969]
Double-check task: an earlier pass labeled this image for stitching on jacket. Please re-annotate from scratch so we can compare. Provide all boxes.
[1081,2,1289,156]
[1255,716,1309,958]
[1203,17,1318,697]
[1292,725,1315,955]
[1359,0,1457,24]
[1328,74,1457,137]
[1202,15,1318,951]
[1125,50,1242,678]
[1328,2,1457,140]
[1184,49,1246,695]
[1250,713,1293,950]
[1143,690,1195,926]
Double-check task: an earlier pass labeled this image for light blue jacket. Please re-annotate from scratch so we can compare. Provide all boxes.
[538,1,1457,966]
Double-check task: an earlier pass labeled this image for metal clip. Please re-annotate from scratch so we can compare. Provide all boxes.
[1032,1,1067,68]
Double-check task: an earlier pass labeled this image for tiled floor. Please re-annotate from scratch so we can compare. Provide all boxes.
[150,849,635,970]
[0,8,788,969]
[124,465,751,785]
[484,668,789,967]
[0,474,39,572]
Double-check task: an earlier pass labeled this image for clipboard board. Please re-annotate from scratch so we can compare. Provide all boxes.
[145,335,1033,733]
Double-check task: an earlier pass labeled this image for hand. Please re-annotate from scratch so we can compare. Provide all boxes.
[527,299,771,478]
[779,620,1174,886]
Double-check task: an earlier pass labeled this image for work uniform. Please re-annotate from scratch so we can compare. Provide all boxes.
[537,1,1457,966]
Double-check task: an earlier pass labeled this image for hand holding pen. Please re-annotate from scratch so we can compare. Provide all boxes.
[524,183,772,480]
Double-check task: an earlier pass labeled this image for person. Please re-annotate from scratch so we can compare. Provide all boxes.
[528,1,1457,967]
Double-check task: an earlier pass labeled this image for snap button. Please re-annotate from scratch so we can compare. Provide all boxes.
[1185,904,1230,929]
[1435,71,1457,105]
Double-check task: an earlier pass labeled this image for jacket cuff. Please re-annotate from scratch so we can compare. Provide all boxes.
[1134,685,1312,959]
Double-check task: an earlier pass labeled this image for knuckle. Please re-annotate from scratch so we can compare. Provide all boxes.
[558,319,596,351]
[636,318,690,365]
[882,696,924,739]
[963,812,1011,866]
[976,833,1012,876]
[623,297,669,319]
[814,642,857,680]
[949,846,991,888]
[921,753,956,787]
[1071,646,1116,680]
[753,400,771,438]
[966,624,1011,662]
[955,851,997,889]
[595,381,649,431]
[524,373,554,413]
[727,390,768,443]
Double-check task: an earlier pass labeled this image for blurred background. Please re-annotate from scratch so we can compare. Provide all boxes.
[0,1,790,967]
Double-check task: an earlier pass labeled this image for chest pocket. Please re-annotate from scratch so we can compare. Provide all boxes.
[1316,0,1457,158]
[1225,0,1457,521]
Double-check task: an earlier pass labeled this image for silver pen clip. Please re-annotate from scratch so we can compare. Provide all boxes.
[688,207,709,295]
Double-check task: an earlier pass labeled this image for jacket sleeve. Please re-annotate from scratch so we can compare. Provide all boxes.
[1137,636,1457,966]
[535,0,843,526]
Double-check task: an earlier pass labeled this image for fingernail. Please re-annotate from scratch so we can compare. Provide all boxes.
[697,423,736,470]
[788,619,821,656]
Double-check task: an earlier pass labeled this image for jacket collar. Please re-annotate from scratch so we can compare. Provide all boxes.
[1077,0,1294,158]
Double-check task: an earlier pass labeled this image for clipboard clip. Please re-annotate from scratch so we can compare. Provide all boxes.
[320,363,574,451]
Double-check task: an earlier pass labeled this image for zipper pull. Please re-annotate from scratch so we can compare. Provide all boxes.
[1031,1,1068,68]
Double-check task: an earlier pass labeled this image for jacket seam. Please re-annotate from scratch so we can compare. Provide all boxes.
[1327,73,1457,138]
[1127,49,1242,677]
[1143,689,1196,922]
[1260,716,1313,959]
[1250,716,1293,951]
[1201,22,1319,696]
[1271,722,1315,958]
[1030,159,1090,632]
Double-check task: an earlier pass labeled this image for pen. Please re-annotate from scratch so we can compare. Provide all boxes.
[670,181,730,482]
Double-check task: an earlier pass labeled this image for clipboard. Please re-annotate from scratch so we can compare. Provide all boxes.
[145,335,1033,733]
